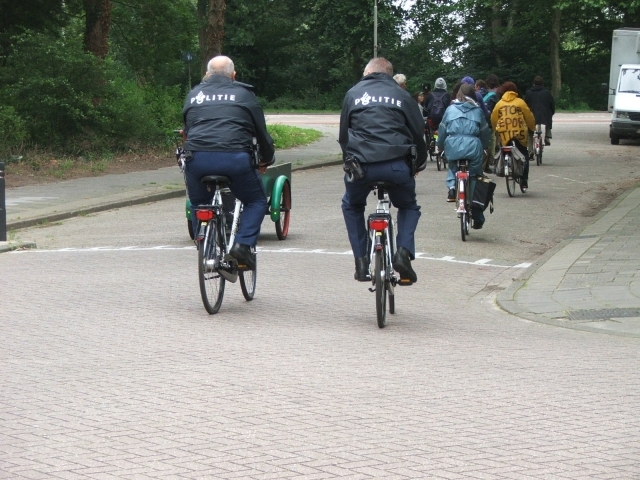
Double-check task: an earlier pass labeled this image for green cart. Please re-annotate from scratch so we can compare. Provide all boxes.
[185,162,292,241]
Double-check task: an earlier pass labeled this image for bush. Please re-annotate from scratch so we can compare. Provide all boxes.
[259,89,343,111]
[0,29,184,154]
[0,106,28,156]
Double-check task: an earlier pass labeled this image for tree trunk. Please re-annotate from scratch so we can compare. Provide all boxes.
[507,0,518,32]
[83,0,112,58]
[198,0,226,77]
[550,6,562,99]
[491,0,502,66]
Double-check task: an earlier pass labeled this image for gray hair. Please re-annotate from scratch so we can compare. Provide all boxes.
[393,73,407,87]
[457,83,477,103]
[363,57,393,76]
[206,55,235,78]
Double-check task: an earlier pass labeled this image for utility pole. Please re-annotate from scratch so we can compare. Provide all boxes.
[0,162,6,241]
[373,0,378,58]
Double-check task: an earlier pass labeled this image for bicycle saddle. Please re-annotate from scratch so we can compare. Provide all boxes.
[365,180,397,189]
[200,175,231,187]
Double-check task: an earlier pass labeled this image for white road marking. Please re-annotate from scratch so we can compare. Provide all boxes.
[547,174,603,185]
[14,246,530,268]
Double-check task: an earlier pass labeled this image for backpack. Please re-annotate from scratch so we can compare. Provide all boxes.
[483,91,497,104]
[428,91,447,124]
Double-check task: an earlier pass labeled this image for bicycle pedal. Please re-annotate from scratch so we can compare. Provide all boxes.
[398,278,414,286]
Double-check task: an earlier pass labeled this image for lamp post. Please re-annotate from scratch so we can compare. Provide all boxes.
[184,52,194,90]
[373,0,378,58]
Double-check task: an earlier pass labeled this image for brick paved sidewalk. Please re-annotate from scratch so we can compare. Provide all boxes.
[498,184,640,337]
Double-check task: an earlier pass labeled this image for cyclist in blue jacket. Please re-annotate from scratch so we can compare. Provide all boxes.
[437,83,492,229]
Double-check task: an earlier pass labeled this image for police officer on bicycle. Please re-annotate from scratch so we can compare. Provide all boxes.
[340,57,427,284]
[182,55,274,270]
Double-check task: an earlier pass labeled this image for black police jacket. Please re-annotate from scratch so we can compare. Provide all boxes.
[182,74,275,165]
[339,72,427,171]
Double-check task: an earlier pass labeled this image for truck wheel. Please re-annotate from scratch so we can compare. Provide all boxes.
[610,128,620,145]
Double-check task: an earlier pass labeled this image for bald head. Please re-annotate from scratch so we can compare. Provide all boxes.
[206,56,235,79]
[363,57,393,77]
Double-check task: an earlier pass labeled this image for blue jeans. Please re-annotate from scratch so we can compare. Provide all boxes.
[341,158,421,258]
[185,151,267,247]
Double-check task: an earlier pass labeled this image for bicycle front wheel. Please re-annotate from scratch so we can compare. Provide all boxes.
[374,248,387,329]
[536,149,542,166]
[198,221,226,314]
[239,264,257,301]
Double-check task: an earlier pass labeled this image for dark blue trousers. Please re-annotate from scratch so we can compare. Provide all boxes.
[185,151,267,247]
[342,158,421,258]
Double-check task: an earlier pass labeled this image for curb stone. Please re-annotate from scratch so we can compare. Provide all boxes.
[0,241,37,253]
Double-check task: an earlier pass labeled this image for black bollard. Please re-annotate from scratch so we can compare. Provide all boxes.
[0,162,5,241]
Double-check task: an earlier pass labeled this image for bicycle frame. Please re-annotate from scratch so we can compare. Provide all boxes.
[196,186,237,282]
[366,184,397,328]
[501,145,512,177]
[455,167,469,215]
[368,187,396,278]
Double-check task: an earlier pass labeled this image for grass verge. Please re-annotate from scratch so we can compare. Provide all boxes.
[3,125,323,187]
[268,124,323,149]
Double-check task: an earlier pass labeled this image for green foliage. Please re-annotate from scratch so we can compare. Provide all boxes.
[258,91,343,111]
[0,0,82,61]
[110,0,199,87]
[0,29,183,154]
[0,106,28,155]
[2,0,639,160]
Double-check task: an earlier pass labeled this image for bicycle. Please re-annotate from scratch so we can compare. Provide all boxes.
[532,125,544,166]
[427,120,445,171]
[195,175,256,314]
[499,142,527,197]
[365,182,402,329]
[454,159,472,241]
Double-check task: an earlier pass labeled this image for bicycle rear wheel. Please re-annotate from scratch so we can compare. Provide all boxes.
[506,175,516,197]
[387,222,395,315]
[198,221,226,314]
[436,152,442,171]
[239,264,257,301]
[374,248,387,328]
[275,181,291,240]
[460,211,467,241]
[536,147,542,166]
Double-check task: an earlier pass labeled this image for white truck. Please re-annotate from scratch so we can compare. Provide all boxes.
[608,28,640,145]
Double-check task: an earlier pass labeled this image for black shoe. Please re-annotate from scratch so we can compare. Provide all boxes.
[447,188,456,202]
[229,243,256,270]
[544,138,551,146]
[472,222,484,230]
[354,256,370,282]
[393,247,417,285]
[521,180,528,191]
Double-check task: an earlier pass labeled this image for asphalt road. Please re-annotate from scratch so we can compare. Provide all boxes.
[2,112,640,479]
